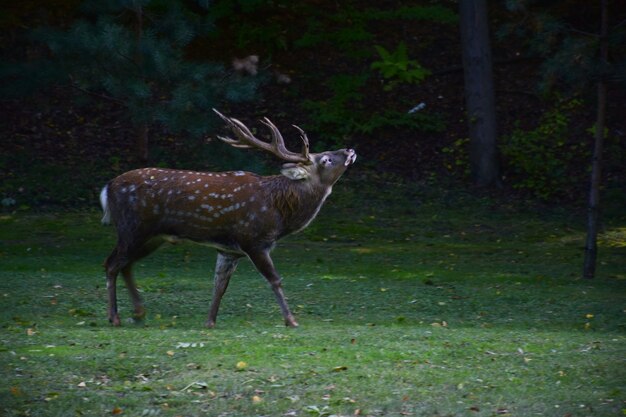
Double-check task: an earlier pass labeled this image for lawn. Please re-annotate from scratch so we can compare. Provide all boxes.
[1,181,624,417]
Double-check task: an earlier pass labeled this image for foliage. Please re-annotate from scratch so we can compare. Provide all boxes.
[2,0,262,139]
[441,138,471,178]
[295,4,457,55]
[371,42,431,91]
[210,0,291,53]
[499,1,625,94]
[1,185,625,416]
[301,73,445,145]
[500,99,589,200]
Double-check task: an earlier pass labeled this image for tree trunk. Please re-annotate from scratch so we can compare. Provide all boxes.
[134,3,149,163]
[583,0,609,279]
[459,0,500,187]
[136,123,149,163]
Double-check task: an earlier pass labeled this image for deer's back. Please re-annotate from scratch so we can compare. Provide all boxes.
[106,168,281,250]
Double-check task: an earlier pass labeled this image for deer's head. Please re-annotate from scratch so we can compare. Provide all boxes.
[213,109,356,188]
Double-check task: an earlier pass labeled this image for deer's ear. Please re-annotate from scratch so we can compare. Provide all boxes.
[281,164,310,180]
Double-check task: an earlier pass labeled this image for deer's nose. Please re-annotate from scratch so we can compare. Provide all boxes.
[344,149,357,166]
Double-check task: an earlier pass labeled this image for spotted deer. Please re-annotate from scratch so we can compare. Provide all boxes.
[100,109,357,328]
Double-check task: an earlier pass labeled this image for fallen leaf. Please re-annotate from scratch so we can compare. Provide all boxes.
[236,361,248,370]
[331,365,348,372]
[252,395,263,403]
[111,406,123,415]
[77,381,87,388]
[166,350,175,357]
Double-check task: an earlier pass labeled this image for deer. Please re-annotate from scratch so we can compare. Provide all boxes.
[100,109,357,328]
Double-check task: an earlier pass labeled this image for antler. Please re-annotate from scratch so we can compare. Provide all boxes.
[213,108,312,164]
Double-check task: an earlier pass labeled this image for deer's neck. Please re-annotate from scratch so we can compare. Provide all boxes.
[267,176,332,236]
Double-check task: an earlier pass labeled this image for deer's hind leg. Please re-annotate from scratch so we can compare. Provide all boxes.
[206,251,241,328]
[104,237,164,326]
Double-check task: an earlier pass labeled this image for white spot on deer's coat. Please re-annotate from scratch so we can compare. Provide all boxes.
[234,171,245,176]
[261,205,268,212]
[188,196,196,201]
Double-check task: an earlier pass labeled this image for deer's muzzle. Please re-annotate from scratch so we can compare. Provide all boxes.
[344,149,357,166]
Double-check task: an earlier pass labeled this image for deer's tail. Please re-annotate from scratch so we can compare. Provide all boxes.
[100,185,112,225]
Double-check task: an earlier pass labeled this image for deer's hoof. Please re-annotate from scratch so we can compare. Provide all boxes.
[285,317,299,328]
[132,306,146,321]
[110,315,121,327]
[206,320,216,329]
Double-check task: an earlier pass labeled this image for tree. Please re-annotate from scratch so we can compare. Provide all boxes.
[6,0,262,162]
[583,0,609,279]
[459,0,501,187]
[502,0,625,278]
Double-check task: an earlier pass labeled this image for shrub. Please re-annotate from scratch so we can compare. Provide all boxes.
[500,99,589,200]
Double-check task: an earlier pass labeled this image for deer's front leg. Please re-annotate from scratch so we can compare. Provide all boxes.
[206,252,241,328]
[246,249,298,328]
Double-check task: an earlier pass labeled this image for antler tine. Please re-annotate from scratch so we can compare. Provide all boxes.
[213,108,270,151]
[292,124,311,161]
[260,117,292,155]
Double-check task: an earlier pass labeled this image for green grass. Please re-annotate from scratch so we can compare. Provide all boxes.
[1,182,625,416]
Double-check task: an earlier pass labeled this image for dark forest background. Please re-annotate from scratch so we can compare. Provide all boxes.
[0,0,624,210]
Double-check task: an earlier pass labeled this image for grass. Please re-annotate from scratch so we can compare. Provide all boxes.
[0,181,625,417]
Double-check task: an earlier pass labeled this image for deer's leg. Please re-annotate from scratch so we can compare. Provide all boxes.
[121,238,165,320]
[206,252,240,328]
[104,247,124,326]
[246,249,298,328]
[119,265,146,321]
[104,236,159,326]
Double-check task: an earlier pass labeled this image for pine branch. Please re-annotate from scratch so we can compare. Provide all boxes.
[68,77,125,105]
